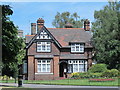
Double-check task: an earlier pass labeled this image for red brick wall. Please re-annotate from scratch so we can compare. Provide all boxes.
[35,74,54,80]
[28,56,35,80]
[27,40,93,80]
[28,42,60,55]
[53,56,59,77]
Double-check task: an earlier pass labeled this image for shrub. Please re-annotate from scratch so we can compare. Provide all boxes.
[102,69,119,77]
[88,64,107,73]
[110,69,119,77]
[79,72,90,78]
[71,72,102,79]
[89,73,102,78]
[71,72,79,78]
[1,75,10,80]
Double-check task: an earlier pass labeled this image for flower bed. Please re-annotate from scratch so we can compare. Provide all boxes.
[89,79,115,82]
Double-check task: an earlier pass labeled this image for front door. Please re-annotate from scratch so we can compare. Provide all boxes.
[59,61,68,78]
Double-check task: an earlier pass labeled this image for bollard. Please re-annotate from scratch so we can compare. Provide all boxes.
[18,75,23,87]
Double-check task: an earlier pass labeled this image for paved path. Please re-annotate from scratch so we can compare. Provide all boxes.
[0,83,119,88]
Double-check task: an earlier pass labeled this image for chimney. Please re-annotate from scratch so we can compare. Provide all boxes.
[37,18,44,32]
[84,19,90,31]
[31,23,36,35]
[64,23,73,28]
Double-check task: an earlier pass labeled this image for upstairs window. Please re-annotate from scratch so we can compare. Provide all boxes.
[37,42,51,52]
[71,43,84,53]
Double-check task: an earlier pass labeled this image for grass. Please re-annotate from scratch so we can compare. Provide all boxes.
[0,78,119,86]
[24,78,119,86]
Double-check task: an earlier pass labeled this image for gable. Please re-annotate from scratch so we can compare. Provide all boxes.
[36,29,51,39]
[26,26,61,48]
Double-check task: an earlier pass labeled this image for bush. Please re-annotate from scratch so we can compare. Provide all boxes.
[71,72,102,79]
[110,69,119,77]
[1,75,10,80]
[71,72,79,78]
[89,73,102,78]
[102,69,119,77]
[79,72,90,78]
[88,64,107,73]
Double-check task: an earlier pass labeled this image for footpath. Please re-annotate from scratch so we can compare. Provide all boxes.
[0,83,119,89]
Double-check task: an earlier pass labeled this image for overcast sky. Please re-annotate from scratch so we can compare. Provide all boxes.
[1,2,109,36]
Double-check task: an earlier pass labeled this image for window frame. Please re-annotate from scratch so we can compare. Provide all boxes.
[71,43,84,53]
[68,60,87,73]
[37,59,51,73]
[37,42,51,52]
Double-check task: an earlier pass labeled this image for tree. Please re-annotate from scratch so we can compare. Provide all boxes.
[52,12,84,28]
[92,1,120,70]
[2,5,25,77]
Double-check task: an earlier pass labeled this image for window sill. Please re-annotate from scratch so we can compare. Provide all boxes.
[35,73,53,75]
[70,52,84,54]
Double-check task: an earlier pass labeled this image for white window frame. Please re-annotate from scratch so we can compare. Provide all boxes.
[71,43,84,53]
[37,42,51,52]
[37,59,51,73]
[68,60,87,73]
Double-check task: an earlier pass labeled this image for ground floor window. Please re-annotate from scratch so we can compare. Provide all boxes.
[68,60,87,73]
[37,59,51,72]
[23,60,27,74]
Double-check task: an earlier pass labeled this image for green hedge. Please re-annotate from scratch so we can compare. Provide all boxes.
[71,64,119,79]
[71,72,102,79]
[102,69,119,77]
[88,64,107,73]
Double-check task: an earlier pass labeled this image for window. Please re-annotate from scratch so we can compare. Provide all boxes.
[23,60,27,74]
[37,42,51,52]
[71,43,84,53]
[68,60,87,73]
[37,59,51,72]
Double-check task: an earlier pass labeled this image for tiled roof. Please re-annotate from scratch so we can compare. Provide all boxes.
[47,28,92,47]
[25,27,92,47]
[60,53,87,59]
[25,35,35,43]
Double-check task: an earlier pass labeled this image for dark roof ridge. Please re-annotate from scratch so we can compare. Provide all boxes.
[47,28,84,29]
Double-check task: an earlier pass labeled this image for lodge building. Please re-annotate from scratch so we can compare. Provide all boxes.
[23,18,93,80]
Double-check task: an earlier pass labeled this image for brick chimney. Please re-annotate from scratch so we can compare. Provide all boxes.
[65,23,73,28]
[37,18,44,32]
[84,19,90,31]
[31,23,36,35]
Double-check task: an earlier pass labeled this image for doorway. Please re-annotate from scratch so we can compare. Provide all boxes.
[59,60,68,77]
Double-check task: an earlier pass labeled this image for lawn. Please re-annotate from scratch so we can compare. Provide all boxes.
[1,78,119,86]
[24,78,119,86]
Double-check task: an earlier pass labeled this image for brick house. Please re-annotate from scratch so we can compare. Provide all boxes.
[23,18,93,80]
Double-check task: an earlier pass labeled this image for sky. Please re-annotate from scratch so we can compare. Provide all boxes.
[1,1,109,36]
